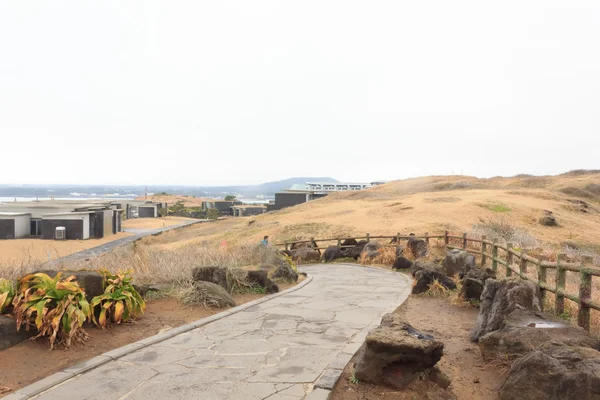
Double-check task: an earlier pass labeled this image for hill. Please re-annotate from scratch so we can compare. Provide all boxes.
[141,170,600,255]
[192,177,339,197]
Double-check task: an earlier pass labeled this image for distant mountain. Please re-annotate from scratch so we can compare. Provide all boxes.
[196,177,339,197]
[0,177,339,199]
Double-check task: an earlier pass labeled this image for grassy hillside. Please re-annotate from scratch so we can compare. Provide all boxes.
[141,171,600,254]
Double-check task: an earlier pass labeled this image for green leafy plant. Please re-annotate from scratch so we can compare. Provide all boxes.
[13,272,90,350]
[280,253,298,272]
[207,208,220,220]
[349,372,360,385]
[224,195,237,201]
[90,269,146,329]
[0,278,15,314]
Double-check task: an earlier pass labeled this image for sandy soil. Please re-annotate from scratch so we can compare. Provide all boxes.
[122,216,196,230]
[0,293,265,396]
[0,232,133,264]
[331,296,505,400]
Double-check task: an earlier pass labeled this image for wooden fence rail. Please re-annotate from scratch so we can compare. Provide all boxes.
[276,231,600,331]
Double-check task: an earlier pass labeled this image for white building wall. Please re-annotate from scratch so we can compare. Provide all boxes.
[13,215,31,238]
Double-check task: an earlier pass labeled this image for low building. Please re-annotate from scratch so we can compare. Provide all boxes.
[232,205,267,217]
[201,200,243,216]
[0,212,31,239]
[0,200,124,240]
[270,181,383,211]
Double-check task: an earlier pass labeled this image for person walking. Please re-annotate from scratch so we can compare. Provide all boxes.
[260,235,269,246]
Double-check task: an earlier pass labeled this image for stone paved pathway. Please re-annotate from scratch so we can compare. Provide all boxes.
[25,264,411,400]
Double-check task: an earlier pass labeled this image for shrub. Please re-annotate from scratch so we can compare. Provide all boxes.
[206,208,220,220]
[224,195,237,201]
[0,278,15,314]
[90,269,146,329]
[13,272,90,350]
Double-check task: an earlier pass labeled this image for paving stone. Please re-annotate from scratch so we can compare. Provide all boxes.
[119,345,195,366]
[316,368,344,390]
[17,372,74,397]
[63,355,112,374]
[153,330,215,349]
[126,381,278,400]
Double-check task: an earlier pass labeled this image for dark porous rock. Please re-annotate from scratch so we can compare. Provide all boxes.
[290,242,313,250]
[462,278,485,301]
[470,278,542,342]
[290,248,320,263]
[395,247,404,258]
[459,264,496,301]
[246,270,279,294]
[355,313,444,389]
[539,211,558,227]
[321,246,343,262]
[412,268,457,295]
[341,238,358,247]
[499,344,600,400]
[341,240,368,260]
[392,257,413,270]
[289,248,318,263]
[1,315,34,350]
[479,309,600,363]
[271,264,298,283]
[443,249,475,277]
[38,269,103,302]
[279,249,292,258]
[407,235,428,258]
[410,261,446,278]
[192,281,236,308]
[363,242,381,253]
[362,250,380,261]
[192,266,228,290]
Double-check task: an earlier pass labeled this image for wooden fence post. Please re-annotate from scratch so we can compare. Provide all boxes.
[506,242,513,277]
[395,232,401,255]
[462,233,467,250]
[310,237,316,249]
[492,240,498,272]
[578,255,593,331]
[538,258,547,307]
[555,253,566,316]
[481,235,487,267]
[519,251,527,277]
[444,231,449,248]
[337,239,341,250]
[366,233,370,243]
[424,232,430,245]
[285,241,289,251]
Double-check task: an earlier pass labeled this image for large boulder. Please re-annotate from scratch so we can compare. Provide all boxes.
[469,278,542,342]
[479,310,600,363]
[38,270,103,302]
[290,247,320,263]
[459,264,496,301]
[191,266,228,290]
[363,242,381,253]
[442,249,475,276]
[354,313,444,389]
[191,281,236,308]
[341,240,368,260]
[0,315,33,350]
[539,210,558,227]
[410,261,446,277]
[321,246,343,262]
[499,344,600,400]
[246,270,279,294]
[392,256,413,270]
[407,235,428,258]
[270,264,298,283]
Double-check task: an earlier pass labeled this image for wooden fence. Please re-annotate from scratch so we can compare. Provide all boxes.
[276,232,599,331]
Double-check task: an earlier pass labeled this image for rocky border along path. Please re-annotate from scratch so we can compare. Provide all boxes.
[7,264,411,400]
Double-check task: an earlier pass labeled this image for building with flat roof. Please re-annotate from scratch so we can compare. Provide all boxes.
[269,181,384,211]
[231,204,267,217]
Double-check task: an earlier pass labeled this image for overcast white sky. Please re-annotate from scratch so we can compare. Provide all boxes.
[1,1,599,186]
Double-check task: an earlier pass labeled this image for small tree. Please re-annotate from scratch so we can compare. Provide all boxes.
[207,208,220,220]
[158,207,168,218]
[224,195,236,201]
